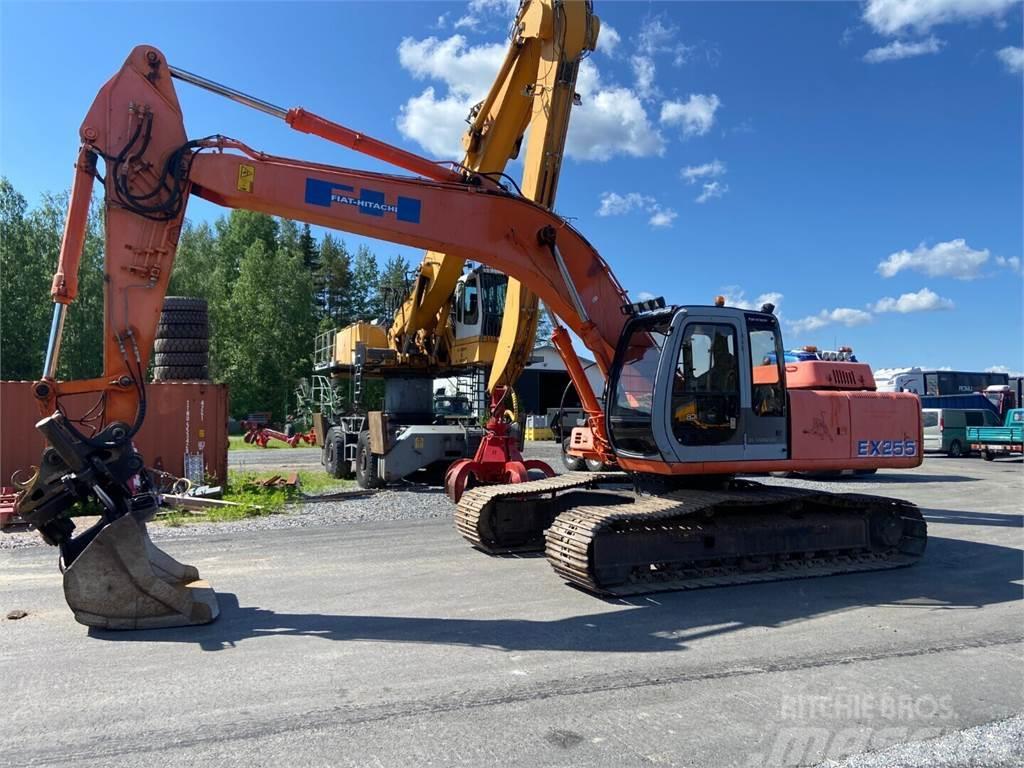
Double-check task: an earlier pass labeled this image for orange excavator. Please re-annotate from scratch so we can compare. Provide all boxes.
[16,44,926,629]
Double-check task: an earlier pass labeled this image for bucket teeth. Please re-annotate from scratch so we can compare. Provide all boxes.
[61,515,219,630]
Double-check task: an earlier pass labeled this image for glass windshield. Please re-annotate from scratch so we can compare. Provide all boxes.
[463,278,479,325]
[672,323,740,445]
[608,317,670,456]
[747,314,785,418]
[480,272,507,337]
[922,412,939,428]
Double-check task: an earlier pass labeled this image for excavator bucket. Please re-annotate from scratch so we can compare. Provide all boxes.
[62,515,219,630]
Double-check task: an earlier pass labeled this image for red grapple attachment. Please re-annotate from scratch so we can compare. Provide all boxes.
[444,387,555,502]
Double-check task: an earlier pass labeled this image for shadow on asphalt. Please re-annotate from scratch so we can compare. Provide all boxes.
[751,473,979,484]
[88,533,1023,653]
[846,473,980,484]
[923,509,1024,527]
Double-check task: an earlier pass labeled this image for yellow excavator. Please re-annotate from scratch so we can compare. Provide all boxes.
[313,0,600,486]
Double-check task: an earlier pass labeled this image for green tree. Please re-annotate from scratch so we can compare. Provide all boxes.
[317,234,354,328]
[378,254,411,319]
[210,210,278,309]
[0,181,104,381]
[168,220,217,299]
[0,178,48,380]
[350,245,380,321]
[277,219,301,260]
[205,211,279,380]
[55,196,104,380]
[298,223,320,271]
[222,237,317,421]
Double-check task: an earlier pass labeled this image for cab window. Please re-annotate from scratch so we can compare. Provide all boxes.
[454,284,465,324]
[672,323,739,445]
[747,315,785,418]
[608,317,670,455]
[463,278,479,326]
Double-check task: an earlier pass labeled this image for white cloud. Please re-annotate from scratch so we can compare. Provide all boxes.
[396,35,506,158]
[871,287,955,313]
[863,0,1019,35]
[453,0,519,32]
[660,94,722,137]
[876,238,990,279]
[790,307,873,334]
[566,60,665,161]
[681,159,727,183]
[635,291,657,302]
[597,192,676,229]
[696,181,729,204]
[597,192,654,217]
[631,55,657,99]
[720,287,784,312]
[397,88,473,158]
[398,35,505,98]
[397,26,669,163]
[648,207,678,228]
[637,15,679,55]
[997,46,1024,73]
[598,23,621,56]
[995,255,1022,273]
[864,36,945,62]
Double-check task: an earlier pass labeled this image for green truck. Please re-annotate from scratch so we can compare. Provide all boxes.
[967,408,1024,460]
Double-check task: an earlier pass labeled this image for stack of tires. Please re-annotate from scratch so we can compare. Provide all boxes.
[153,297,209,381]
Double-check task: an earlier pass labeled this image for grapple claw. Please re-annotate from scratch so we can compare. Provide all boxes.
[62,515,219,630]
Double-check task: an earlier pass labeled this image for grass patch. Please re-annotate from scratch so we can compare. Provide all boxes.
[156,469,355,527]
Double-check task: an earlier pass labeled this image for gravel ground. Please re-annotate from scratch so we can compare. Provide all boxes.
[816,714,1024,768]
[0,441,568,551]
[0,486,456,550]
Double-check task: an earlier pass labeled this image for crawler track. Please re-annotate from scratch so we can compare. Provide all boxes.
[545,482,926,595]
[454,472,630,553]
[455,475,926,595]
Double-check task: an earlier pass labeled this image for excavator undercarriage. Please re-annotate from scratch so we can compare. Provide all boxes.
[456,473,926,596]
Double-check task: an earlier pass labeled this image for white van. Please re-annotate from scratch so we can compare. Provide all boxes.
[922,408,1001,457]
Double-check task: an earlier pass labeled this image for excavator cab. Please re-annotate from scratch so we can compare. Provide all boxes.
[450,267,509,366]
[606,306,789,466]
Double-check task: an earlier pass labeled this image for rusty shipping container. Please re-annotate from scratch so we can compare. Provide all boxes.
[0,381,229,487]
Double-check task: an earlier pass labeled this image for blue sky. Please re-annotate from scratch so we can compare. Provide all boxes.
[2,0,1022,373]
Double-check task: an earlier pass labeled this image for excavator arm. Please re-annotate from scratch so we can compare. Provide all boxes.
[17,45,626,573]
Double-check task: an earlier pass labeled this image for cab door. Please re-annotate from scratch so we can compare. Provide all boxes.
[663,312,747,463]
[662,310,789,464]
[742,312,789,461]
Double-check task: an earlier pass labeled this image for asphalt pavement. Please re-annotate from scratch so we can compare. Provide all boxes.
[2,454,1021,767]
